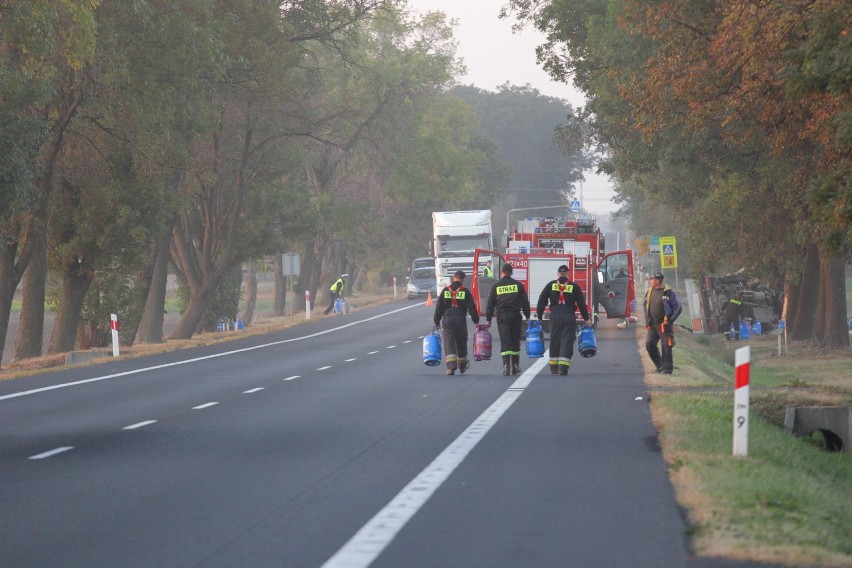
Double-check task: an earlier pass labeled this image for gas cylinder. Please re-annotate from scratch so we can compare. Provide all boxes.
[739,319,751,341]
[423,329,442,366]
[525,320,544,358]
[473,324,492,361]
[752,320,762,335]
[334,298,343,314]
[577,326,598,357]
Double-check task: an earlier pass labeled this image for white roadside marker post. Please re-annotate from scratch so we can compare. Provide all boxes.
[305,290,311,320]
[110,313,120,357]
[733,346,750,457]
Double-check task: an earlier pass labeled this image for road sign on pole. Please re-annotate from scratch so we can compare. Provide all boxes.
[570,200,581,212]
[660,236,678,268]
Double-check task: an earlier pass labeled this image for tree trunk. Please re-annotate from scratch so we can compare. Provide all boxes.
[814,253,827,345]
[15,230,47,361]
[783,274,799,331]
[137,232,171,343]
[47,270,94,354]
[790,243,819,340]
[295,238,317,312]
[168,284,215,340]
[273,254,286,316]
[0,237,20,367]
[820,251,849,349]
[240,263,257,325]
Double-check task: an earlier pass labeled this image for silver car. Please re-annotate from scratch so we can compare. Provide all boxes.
[407,267,438,300]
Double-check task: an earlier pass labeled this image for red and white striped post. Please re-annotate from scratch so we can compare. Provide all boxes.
[110,313,120,357]
[733,345,750,456]
[305,290,311,320]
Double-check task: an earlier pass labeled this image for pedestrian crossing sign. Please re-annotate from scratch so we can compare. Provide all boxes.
[660,236,678,268]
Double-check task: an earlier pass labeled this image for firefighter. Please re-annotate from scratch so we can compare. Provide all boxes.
[644,271,682,374]
[433,270,480,375]
[323,274,349,315]
[486,263,531,375]
[721,293,744,340]
[536,265,590,375]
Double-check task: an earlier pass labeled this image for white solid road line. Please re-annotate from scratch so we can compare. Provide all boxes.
[192,402,218,410]
[321,357,548,568]
[0,303,423,402]
[123,420,157,430]
[29,447,74,460]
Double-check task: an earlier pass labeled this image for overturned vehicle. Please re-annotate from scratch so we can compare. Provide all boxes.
[684,275,784,334]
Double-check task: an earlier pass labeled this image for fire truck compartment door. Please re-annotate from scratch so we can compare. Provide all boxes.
[596,250,634,319]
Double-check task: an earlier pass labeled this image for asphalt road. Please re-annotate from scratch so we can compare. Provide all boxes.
[0,300,779,568]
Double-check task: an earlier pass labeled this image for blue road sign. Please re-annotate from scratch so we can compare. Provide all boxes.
[570,200,580,212]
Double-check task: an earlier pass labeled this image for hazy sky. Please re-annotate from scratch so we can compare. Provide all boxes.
[405,0,618,215]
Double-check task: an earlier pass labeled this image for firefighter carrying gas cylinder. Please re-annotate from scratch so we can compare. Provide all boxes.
[536,264,590,375]
[433,270,480,375]
[486,263,531,375]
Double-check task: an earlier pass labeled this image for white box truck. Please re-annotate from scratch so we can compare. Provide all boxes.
[432,210,493,287]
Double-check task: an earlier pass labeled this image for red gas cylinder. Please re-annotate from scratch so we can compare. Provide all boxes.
[473,324,492,361]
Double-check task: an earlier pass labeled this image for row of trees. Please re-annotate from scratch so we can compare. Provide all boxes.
[506,0,850,347]
[0,0,518,366]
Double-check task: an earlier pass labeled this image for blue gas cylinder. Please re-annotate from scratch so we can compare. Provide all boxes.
[752,320,762,335]
[525,320,544,358]
[728,322,736,340]
[423,330,442,366]
[577,326,598,357]
[739,319,751,341]
[334,298,343,314]
[217,320,225,332]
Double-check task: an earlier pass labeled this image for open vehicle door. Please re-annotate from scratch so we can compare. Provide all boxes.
[471,248,504,316]
[595,249,635,319]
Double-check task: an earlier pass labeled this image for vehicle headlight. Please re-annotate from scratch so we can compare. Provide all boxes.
[407,283,417,292]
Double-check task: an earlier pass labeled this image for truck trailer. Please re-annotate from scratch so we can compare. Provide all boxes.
[431,210,493,287]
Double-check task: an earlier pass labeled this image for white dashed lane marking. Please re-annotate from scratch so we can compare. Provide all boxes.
[243,388,264,394]
[345,358,357,362]
[123,420,157,430]
[29,447,74,460]
[284,376,300,381]
[192,402,218,410]
[317,366,332,371]
[367,351,379,355]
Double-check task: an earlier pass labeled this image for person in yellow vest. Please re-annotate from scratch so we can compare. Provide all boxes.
[486,263,531,375]
[482,260,494,278]
[433,270,480,375]
[324,274,348,315]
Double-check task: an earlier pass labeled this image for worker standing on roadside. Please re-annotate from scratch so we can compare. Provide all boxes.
[721,293,744,340]
[433,270,480,375]
[536,264,590,375]
[644,271,682,374]
[324,274,348,315]
[483,260,494,278]
[486,263,531,376]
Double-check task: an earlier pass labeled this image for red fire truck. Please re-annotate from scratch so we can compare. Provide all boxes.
[471,215,635,332]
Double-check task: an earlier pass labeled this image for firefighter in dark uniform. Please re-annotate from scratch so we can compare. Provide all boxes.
[433,270,480,375]
[485,263,531,376]
[536,264,590,375]
[721,293,743,340]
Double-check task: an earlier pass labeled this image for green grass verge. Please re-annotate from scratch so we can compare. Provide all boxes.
[651,330,852,566]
